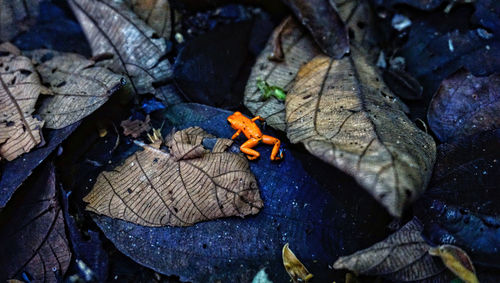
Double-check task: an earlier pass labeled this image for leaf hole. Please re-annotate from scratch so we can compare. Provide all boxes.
[405,189,412,198]
[379,192,387,199]
[51,68,57,73]
[173,207,178,213]
[202,244,207,249]
[303,95,312,100]
[127,188,133,194]
[348,28,355,39]
[151,32,160,39]
[20,69,32,76]
[357,21,366,29]
[6,121,14,127]
[40,52,54,62]
[10,77,16,85]
[55,81,66,88]
[5,66,9,71]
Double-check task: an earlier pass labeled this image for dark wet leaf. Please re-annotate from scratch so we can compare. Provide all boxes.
[282,0,349,59]
[414,129,500,268]
[333,219,447,282]
[12,2,91,56]
[68,0,173,95]
[34,51,124,129]
[89,103,355,283]
[373,0,445,10]
[399,1,500,101]
[0,0,39,42]
[154,83,184,107]
[285,48,436,217]
[0,122,80,208]
[428,70,500,142]
[383,69,423,101]
[174,22,253,108]
[0,162,71,282]
[61,189,108,282]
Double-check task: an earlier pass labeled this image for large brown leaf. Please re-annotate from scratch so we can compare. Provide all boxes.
[0,0,40,42]
[244,1,377,132]
[0,50,45,161]
[34,52,124,129]
[0,163,71,282]
[244,17,321,131]
[285,48,436,217]
[127,0,171,39]
[83,127,262,227]
[333,219,446,282]
[68,0,172,95]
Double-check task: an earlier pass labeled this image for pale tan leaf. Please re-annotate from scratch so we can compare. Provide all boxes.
[285,48,436,217]
[121,115,151,138]
[244,17,321,131]
[0,0,40,42]
[68,0,172,95]
[429,245,479,283]
[282,243,313,283]
[84,127,263,227]
[34,52,124,129]
[127,0,171,39]
[333,219,445,282]
[0,52,45,161]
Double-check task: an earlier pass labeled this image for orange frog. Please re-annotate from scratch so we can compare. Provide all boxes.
[227,111,283,161]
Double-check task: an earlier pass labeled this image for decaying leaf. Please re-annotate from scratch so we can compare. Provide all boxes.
[429,245,479,283]
[282,0,349,59]
[121,115,151,138]
[244,17,321,131]
[282,243,313,283]
[285,48,436,217]
[333,219,445,282]
[0,163,71,282]
[84,126,262,227]
[127,0,171,39]
[0,50,46,161]
[428,70,500,142]
[68,0,172,95]
[34,52,124,129]
[334,0,379,50]
[0,42,21,55]
[0,0,40,42]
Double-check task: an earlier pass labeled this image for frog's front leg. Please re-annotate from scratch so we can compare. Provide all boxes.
[251,116,265,122]
[262,135,283,161]
[240,138,261,160]
[231,129,242,140]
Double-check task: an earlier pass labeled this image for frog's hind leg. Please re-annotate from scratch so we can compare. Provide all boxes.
[262,135,283,161]
[240,138,260,160]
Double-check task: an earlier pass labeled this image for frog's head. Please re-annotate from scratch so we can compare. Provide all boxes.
[227,111,243,129]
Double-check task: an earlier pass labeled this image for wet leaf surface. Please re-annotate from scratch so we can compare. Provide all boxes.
[0,50,46,161]
[12,2,91,56]
[89,103,355,283]
[333,219,447,282]
[428,70,500,142]
[61,189,108,282]
[68,0,173,95]
[84,126,263,227]
[128,0,172,39]
[0,162,71,282]
[0,122,80,208]
[34,52,124,129]
[285,49,436,217]
[414,129,500,268]
[282,0,349,59]
[244,17,320,131]
[373,0,445,10]
[0,0,39,42]
[174,21,255,108]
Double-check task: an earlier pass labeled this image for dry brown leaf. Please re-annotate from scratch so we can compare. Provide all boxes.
[282,243,313,283]
[244,1,377,132]
[127,0,171,39]
[429,245,479,283]
[121,115,151,138]
[84,127,263,227]
[333,219,445,282]
[244,17,321,131]
[68,0,172,95]
[34,52,124,129]
[285,48,436,217]
[0,0,40,42]
[0,51,45,161]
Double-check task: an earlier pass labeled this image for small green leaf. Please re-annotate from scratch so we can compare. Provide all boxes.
[257,79,287,101]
